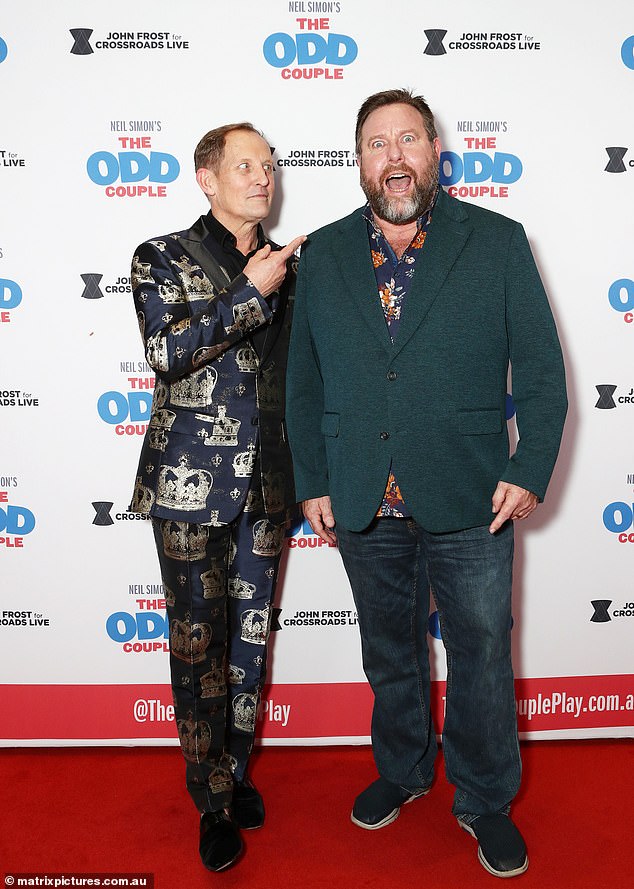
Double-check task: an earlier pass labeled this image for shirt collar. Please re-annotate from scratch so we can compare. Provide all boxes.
[203,211,267,257]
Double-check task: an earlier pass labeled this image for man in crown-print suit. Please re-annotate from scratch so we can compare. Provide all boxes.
[129,122,304,872]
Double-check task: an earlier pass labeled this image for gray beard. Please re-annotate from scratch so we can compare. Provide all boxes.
[360,164,439,224]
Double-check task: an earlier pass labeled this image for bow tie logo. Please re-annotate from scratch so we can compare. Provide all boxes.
[595,385,617,410]
[604,147,628,173]
[70,29,94,55]
[92,501,114,526]
[80,273,104,300]
[270,608,283,632]
[423,29,447,56]
[590,600,612,623]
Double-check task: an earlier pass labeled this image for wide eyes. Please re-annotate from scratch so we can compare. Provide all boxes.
[369,134,417,150]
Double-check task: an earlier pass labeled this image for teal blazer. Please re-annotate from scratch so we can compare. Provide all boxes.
[286,188,567,533]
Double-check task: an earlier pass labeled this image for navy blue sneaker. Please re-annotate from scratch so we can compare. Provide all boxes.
[459,814,528,878]
[351,776,430,830]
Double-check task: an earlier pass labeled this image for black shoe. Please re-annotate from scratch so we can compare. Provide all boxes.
[459,814,528,878]
[232,776,265,830]
[351,777,430,830]
[199,810,243,872]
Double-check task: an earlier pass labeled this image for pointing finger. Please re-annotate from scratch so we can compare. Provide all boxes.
[279,235,306,260]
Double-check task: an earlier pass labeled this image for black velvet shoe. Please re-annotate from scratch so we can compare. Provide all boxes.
[351,777,430,830]
[199,810,243,872]
[232,776,265,829]
[459,814,528,878]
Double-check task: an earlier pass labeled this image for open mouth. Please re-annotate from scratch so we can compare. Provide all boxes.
[384,173,412,193]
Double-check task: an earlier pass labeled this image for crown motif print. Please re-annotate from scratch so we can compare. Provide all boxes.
[177,712,212,761]
[235,343,258,373]
[170,317,191,336]
[170,366,218,409]
[200,659,225,699]
[231,297,265,333]
[233,441,257,478]
[157,455,212,511]
[208,766,233,795]
[257,372,282,412]
[196,406,241,447]
[170,255,215,300]
[152,378,169,409]
[262,470,285,515]
[252,520,284,557]
[170,617,212,664]
[158,281,185,304]
[146,331,168,373]
[228,664,246,686]
[232,692,258,733]
[240,604,269,646]
[243,487,263,514]
[148,409,176,452]
[131,255,154,288]
[201,563,225,599]
[131,477,155,513]
[193,344,227,368]
[228,572,256,600]
[161,520,209,561]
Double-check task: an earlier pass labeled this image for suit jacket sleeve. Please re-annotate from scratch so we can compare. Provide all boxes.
[285,243,330,501]
[131,239,273,382]
[501,223,567,500]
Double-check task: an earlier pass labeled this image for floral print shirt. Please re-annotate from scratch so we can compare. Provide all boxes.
[363,195,436,517]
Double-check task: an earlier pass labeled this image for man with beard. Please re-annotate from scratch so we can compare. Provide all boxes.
[286,90,567,879]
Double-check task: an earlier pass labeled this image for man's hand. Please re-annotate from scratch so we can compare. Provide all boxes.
[303,496,337,544]
[243,235,306,298]
[489,482,539,534]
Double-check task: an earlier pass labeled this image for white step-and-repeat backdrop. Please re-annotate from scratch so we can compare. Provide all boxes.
[1,0,633,745]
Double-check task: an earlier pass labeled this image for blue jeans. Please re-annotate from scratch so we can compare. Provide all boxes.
[337,517,520,817]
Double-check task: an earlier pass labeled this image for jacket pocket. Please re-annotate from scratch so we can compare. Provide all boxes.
[321,412,340,437]
[457,409,502,435]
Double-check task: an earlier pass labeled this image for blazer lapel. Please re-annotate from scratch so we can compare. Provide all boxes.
[392,190,472,357]
[331,209,394,352]
[176,216,234,292]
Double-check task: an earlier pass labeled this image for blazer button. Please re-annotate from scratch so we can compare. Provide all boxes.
[251,416,259,425]
[387,370,397,381]
[380,431,390,440]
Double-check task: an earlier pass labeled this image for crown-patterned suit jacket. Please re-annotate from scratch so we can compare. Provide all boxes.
[129,213,296,526]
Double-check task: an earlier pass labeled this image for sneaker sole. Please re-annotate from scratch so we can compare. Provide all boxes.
[477,847,529,879]
[459,822,529,879]
[350,788,429,831]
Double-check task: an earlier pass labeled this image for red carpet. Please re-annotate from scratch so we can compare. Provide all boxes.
[0,741,632,888]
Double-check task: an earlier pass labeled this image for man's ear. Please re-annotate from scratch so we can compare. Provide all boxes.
[196,166,216,199]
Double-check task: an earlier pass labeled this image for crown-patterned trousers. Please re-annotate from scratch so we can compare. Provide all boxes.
[151,506,285,813]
